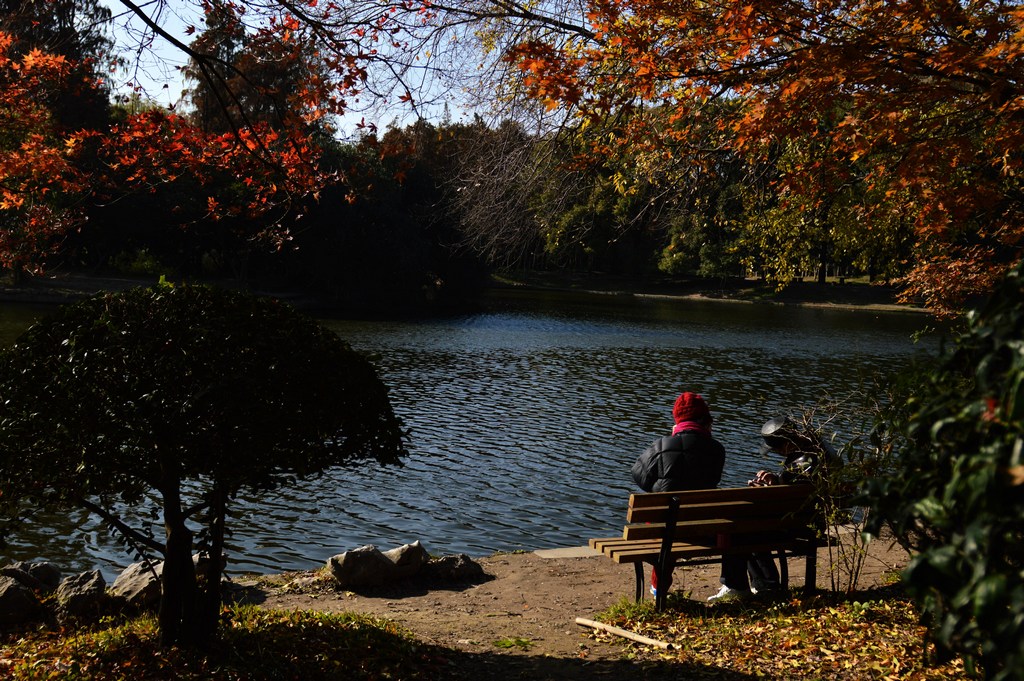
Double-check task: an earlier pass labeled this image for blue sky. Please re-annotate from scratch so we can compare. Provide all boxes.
[99,0,198,109]
[97,1,475,135]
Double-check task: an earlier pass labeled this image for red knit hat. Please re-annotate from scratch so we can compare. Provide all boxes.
[673,392,711,424]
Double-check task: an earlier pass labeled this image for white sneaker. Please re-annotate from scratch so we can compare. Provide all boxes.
[704,585,737,602]
[706,585,746,602]
[750,586,758,595]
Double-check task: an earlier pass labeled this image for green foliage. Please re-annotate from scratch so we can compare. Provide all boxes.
[255,121,491,311]
[0,284,405,503]
[0,284,407,645]
[110,248,174,277]
[865,262,1024,679]
[598,595,660,623]
[491,637,533,650]
[658,185,745,280]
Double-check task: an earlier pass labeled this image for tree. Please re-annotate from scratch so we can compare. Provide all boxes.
[528,146,668,275]
[57,0,1023,310]
[0,30,89,278]
[0,283,408,646]
[445,118,549,269]
[252,120,493,310]
[0,25,334,278]
[183,0,339,138]
[865,262,1024,679]
[502,0,1024,315]
[0,0,113,130]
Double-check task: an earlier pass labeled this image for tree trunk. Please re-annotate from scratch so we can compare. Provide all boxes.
[196,485,227,645]
[158,479,198,647]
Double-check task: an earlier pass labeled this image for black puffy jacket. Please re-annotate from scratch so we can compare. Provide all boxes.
[631,431,726,493]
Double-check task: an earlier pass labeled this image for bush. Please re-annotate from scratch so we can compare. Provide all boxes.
[0,283,408,647]
[865,262,1024,679]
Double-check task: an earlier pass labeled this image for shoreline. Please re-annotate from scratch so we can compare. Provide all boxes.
[488,270,931,315]
[0,270,931,316]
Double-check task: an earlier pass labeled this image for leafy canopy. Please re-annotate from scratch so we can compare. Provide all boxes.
[0,284,406,499]
[505,0,1024,315]
[0,29,335,276]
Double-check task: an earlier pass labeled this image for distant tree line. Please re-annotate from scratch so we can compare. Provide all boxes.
[62,110,917,310]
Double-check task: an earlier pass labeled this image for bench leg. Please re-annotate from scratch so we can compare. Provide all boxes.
[634,563,645,602]
[776,549,789,589]
[804,546,818,591]
[653,562,671,612]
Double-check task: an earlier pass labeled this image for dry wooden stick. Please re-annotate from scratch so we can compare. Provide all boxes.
[575,617,674,650]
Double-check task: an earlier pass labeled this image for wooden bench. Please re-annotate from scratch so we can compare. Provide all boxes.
[590,485,820,611]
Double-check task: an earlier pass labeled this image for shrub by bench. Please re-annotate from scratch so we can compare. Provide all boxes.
[590,485,820,611]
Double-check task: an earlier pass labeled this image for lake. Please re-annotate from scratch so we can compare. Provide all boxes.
[0,288,938,580]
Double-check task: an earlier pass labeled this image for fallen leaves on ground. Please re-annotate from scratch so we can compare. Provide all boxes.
[595,587,969,679]
[1,605,447,680]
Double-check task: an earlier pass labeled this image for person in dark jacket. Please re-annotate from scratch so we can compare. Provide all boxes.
[631,391,726,597]
[631,391,726,493]
[710,416,838,601]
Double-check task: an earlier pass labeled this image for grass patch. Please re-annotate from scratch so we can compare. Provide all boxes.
[593,588,970,679]
[0,604,446,680]
[492,637,533,650]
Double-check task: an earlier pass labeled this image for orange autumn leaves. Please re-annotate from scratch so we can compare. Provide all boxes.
[0,33,85,272]
[0,27,326,275]
[508,0,1024,315]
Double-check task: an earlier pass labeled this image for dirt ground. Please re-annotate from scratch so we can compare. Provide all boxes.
[231,535,911,680]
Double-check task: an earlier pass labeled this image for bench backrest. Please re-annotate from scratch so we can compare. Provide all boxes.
[623,485,818,542]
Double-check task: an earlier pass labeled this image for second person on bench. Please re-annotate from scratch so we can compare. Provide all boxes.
[709,416,838,601]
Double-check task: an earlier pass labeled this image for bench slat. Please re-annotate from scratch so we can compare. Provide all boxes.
[622,515,815,541]
[627,498,811,523]
[591,537,816,564]
[628,485,813,509]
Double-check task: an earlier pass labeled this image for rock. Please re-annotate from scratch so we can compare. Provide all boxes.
[25,562,62,590]
[326,541,431,588]
[1,561,62,592]
[382,540,430,579]
[111,553,222,610]
[1,566,46,592]
[55,570,106,622]
[326,545,395,588]
[422,554,486,582]
[110,560,162,609]
[0,575,42,627]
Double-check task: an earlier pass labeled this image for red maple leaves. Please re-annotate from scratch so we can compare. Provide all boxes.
[0,26,330,275]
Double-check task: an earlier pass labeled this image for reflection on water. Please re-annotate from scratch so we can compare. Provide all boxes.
[0,290,938,579]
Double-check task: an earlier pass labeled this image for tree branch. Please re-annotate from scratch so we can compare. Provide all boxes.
[79,497,164,555]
